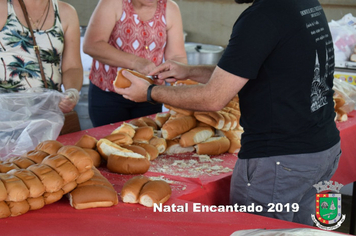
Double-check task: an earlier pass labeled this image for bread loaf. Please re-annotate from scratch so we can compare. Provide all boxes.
[194,137,230,155]
[107,152,150,175]
[104,133,133,146]
[57,145,94,174]
[68,168,118,210]
[179,126,215,147]
[27,164,64,193]
[134,143,159,161]
[194,111,224,130]
[111,122,137,138]
[75,135,98,149]
[6,169,45,198]
[0,173,30,202]
[149,136,167,154]
[165,139,194,154]
[114,68,153,88]
[121,175,150,203]
[154,112,171,128]
[97,138,133,160]
[132,126,154,144]
[161,115,197,140]
[35,140,64,155]
[138,180,171,207]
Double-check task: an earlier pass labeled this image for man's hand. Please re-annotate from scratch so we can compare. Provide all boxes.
[114,69,151,102]
[149,60,191,84]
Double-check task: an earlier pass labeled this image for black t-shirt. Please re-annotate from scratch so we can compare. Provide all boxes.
[218,0,340,159]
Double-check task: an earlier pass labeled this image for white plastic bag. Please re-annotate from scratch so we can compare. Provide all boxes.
[329,13,356,62]
[0,88,65,161]
[333,78,356,113]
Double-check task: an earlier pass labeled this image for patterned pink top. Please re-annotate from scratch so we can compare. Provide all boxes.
[89,0,167,92]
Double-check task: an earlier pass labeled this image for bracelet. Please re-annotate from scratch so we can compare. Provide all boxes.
[147,84,157,104]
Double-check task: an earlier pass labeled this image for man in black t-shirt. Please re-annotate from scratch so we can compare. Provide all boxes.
[115,0,341,225]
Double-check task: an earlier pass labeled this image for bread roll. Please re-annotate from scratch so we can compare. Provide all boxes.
[41,154,80,185]
[97,138,133,160]
[194,111,224,130]
[179,126,215,147]
[0,162,19,173]
[104,133,133,146]
[114,68,153,88]
[219,111,232,131]
[132,126,154,144]
[6,169,45,198]
[161,115,197,140]
[75,168,95,184]
[68,168,118,210]
[57,145,94,174]
[83,148,102,168]
[155,112,170,128]
[134,143,159,161]
[27,164,64,193]
[138,180,171,207]
[35,140,64,155]
[23,150,49,164]
[121,145,149,159]
[164,104,194,116]
[6,200,30,217]
[228,138,241,154]
[149,136,167,154]
[62,181,78,194]
[165,139,194,154]
[27,196,45,211]
[194,137,230,155]
[75,134,98,149]
[111,122,136,138]
[129,118,148,127]
[7,156,35,169]
[107,152,150,175]
[139,117,158,130]
[121,175,150,203]
[0,201,11,218]
[43,190,64,205]
[0,179,7,201]
[0,173,30,202]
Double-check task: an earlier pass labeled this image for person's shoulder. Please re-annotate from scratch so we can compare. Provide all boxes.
[58,1,77,14]
[166,0,180,11]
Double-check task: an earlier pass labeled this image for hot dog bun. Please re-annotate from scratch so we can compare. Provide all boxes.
[121,175,150,203]
[114,69,153,88]
[138,180,171,207]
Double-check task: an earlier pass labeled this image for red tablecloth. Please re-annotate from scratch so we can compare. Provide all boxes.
[3,112,355,235]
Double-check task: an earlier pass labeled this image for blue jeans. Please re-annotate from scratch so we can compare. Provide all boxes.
[230,141,341,225]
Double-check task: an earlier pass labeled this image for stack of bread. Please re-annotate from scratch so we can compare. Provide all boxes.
[0,140,118,218]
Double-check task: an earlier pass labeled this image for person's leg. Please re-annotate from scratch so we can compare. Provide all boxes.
[230,141,341,225]
[293,141,341,224]
[88,82,131,127]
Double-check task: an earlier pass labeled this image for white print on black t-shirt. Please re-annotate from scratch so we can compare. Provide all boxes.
[310,50,330,112]
[300,6,332,112]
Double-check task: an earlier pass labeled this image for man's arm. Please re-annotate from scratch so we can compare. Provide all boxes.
[116,66,249,111]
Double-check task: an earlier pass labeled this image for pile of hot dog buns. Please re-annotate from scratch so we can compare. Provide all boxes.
[96,78,243,176]
[0,140,118,218]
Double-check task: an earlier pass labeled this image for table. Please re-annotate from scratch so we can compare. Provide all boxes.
[2,112,356,236]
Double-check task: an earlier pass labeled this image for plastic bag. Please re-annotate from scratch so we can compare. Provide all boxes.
[0,88,65,161]
[333,78,356,113]
[329,13,356,62]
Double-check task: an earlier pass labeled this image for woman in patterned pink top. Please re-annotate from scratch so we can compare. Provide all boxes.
[83,0,187,127]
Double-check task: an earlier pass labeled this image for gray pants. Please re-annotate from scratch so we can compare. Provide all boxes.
[230,141,341,225]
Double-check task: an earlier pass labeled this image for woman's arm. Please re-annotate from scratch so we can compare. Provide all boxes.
[58,1,83,112]
[82,0,155,74]
[164,0,187,64]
